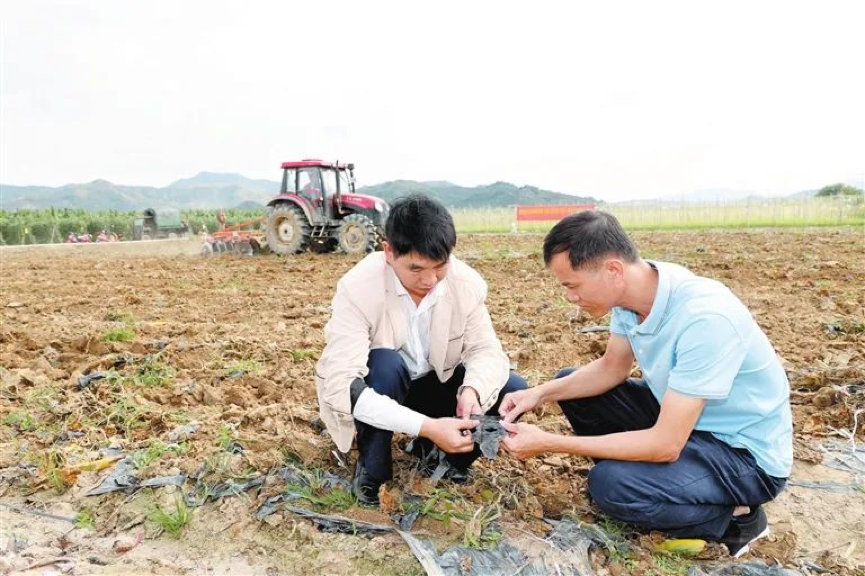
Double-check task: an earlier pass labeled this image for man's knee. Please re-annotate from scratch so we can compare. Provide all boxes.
[587,461,635,514]
[554,366,588,416]
[555,366,577,380]
[501,371,528,394]
[365,349,409,398]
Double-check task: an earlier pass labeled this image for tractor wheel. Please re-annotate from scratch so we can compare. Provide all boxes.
[238,241,254,256]
[265,204,310,255]
[336,214,377,254]
[374,226,385,250]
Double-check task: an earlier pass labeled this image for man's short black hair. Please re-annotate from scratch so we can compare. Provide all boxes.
[385,194,456,261]
[543,210,639,269]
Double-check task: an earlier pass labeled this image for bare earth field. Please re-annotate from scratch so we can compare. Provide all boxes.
[1,229,864,575]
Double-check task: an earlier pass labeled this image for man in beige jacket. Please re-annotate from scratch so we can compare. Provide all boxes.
[316,194,527,505]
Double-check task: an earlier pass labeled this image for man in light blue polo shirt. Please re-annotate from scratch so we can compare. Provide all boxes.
[498,210,792,558]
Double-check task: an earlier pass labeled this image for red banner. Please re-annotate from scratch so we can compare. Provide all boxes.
[516,204,595,222]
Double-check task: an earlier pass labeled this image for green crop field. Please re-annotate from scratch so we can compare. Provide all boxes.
[1,197,862,245]
[0,208,263,245]
[453,196,865,233]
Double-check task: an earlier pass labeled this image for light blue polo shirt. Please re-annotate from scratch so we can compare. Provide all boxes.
[610,261,793,478]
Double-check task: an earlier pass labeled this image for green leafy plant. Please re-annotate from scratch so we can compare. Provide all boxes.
[416,489,470,528]
[217,426,237,451]
[102,326,136,342]
[130,441,185,468]
[224,359,262,377]
[104,311,135,324]
[75,508,95,530]
[462,501,502,550]
[651,554,691,575]
[150,497,191,537]
[130,356,174,387]
[285,469,356,512]
[288,349,317,362]
[42,450,69,493]
[4,412,36,432]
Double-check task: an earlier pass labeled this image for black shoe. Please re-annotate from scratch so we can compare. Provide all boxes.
[351,461,381,508]
[720,506,769,558]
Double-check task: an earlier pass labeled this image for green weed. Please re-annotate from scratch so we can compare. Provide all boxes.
[280,447,303,465]
[597,516,630,538]
[651,554,691,575]
[150,496,191,538]
[75,508,95,530]
[416,489,470,528]
[462,501,502,550]
[42,450,69,493]
[104,311,135,324]
[224,359,262,377]
[285,469,356,512]
[101,391,153,437]
[130,356,174,387]
[4,412,36,432]
[166,411,192,424]
[217,426,237,451]
[130,441,187,468]
[288,349,317,362]
[102,326,136,342]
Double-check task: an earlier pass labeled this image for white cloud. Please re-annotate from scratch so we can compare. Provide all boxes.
[2,0,863,201]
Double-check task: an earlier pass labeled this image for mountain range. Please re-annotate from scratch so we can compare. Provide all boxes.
[0,172,596,211]
[1,172,860,211]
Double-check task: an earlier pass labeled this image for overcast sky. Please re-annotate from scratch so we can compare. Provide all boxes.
[2,1,863,201]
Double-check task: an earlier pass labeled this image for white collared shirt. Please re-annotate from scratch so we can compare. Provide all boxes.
[351,270,446,436]
[392,268,447,380]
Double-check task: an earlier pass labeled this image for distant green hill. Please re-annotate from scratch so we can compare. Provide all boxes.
[357,180,596,207]
[1,173,280,211]
[1,172,596,211]
[169,172,280,195]
[4,172,861,211]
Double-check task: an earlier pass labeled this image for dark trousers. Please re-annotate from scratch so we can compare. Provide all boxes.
[355,348,528,482]
[556,368,787,540]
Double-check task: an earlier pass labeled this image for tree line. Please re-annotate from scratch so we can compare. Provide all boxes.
[0,208,264,245]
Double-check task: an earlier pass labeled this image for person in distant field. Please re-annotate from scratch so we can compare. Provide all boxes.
[66,233,78,243]
[498,210,792,558]
[299,168,324,207]
[315,194,528,506]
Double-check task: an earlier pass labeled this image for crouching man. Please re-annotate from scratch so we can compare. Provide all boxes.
[316,194,527,506]
[499,211,792,558]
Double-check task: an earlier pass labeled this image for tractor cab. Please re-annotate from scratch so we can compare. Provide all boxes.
[265,160,389,255]
[278,160,358,223]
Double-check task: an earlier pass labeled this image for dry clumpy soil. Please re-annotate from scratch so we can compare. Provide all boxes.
[1,229,863,575]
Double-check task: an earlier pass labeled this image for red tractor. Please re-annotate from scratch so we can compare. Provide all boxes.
[264,160,389,254]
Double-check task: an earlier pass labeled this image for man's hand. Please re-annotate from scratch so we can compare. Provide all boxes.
[456,387,482,420]
[420,417,479,453]
[500,421,552,460]
[498,387,542,423]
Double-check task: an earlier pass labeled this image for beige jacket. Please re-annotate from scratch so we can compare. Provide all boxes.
[315,252,510,452]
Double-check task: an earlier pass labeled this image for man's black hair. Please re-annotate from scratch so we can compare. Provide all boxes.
[543,210,639,269]
[385,194,456,261]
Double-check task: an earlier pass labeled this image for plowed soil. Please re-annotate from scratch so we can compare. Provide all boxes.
[1,229,863,575]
